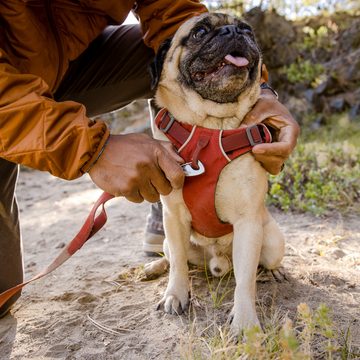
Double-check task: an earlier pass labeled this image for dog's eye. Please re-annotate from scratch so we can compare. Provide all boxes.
[192,26,208,39]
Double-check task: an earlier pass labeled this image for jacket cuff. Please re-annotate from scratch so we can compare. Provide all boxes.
[80,122,110,174]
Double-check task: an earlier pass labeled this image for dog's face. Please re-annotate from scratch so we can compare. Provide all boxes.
[177,14,261,103]
[151,13,262,118]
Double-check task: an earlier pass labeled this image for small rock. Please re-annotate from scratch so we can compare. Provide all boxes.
[349,103,360,120]
[55,242,66,249]
[315,80,329,95]
[26,261,36,268]
[312,93,326,112]
[304,89,315,103]
[284,96,311,122]
[328,248,347,259]
[329,97,346,112]
[309,248,321,255]
[37,239,46,247]
[310,115,326,130]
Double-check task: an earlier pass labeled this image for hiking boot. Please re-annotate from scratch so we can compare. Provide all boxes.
[143,201,165,255]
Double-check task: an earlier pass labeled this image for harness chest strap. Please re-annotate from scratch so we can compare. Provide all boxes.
[155,108,272,238]
[156,108,271,157]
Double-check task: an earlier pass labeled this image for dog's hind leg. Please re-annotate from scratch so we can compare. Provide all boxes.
[144,257,169,280]
[144,238,170,279]
[259,209,286,281]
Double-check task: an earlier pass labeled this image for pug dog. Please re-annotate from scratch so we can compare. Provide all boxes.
[145,12,285,336]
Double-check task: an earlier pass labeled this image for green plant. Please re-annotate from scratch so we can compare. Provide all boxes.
[180,303,356,359]
[204,259,233,309]
[281,60,325,87]
[296,303,338,358]
[268,113,360,215]
[300,25,336,52]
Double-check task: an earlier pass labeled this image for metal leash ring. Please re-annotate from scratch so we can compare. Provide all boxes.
[181,160,205,177]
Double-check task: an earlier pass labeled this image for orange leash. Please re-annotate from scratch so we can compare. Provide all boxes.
[0,191,114,309]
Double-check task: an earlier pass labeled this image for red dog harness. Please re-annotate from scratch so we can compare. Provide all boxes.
[155,108,272,238]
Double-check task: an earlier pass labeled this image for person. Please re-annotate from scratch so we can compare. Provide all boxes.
[0,0,300,318]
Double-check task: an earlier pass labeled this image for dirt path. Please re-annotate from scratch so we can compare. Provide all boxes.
[0,169,359,359]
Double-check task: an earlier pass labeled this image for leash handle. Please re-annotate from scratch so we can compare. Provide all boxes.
[0,191,114,309]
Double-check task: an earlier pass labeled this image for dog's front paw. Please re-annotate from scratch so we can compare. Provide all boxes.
[156,291,190,315]
[228,307,261,337]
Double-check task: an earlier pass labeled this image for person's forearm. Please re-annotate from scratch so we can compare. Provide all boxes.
[0,50,109,179]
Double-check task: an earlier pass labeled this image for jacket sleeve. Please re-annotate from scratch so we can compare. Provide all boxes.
[0,49,109,180]
[134,0,208,51]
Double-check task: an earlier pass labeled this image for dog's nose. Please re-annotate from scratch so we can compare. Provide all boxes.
[218,25,242,37]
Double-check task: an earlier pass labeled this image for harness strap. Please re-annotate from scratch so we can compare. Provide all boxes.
[191,136,210,169]
[157,109,190,146]
[222,123,271,153]
[0,192,114,309]
[155,109,271,154]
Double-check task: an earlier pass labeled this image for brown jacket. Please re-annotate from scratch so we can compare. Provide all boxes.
[0,0,207,179]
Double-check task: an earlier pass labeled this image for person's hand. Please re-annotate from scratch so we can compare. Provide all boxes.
[242,89,300,174]
[88,133,185,203]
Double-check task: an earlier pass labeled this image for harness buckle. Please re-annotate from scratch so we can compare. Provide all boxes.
[159,113,175,133]
[246,125,263,146]
[181,161,205,177]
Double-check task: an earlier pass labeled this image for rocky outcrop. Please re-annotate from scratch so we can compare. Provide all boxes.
[245,8,360,123]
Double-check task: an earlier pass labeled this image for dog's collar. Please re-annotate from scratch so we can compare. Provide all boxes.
[155,108,272,165]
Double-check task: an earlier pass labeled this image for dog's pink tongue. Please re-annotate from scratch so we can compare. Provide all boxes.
[225,54,249,67]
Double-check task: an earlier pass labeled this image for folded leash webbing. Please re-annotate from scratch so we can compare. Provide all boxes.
[0,191,114,309]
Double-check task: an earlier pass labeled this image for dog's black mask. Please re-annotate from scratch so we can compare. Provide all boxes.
[180,15,261,103]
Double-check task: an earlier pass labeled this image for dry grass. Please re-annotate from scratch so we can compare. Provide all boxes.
[178,269,359,360]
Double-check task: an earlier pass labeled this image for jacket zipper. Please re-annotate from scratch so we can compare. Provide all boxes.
[45,0,64,91]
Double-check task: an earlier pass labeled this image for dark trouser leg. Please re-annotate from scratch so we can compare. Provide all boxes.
[143,100,164,255]
[0,159,23,317]
[55,24,155,116]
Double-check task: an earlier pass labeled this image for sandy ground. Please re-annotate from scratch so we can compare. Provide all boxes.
[0,168,359,359]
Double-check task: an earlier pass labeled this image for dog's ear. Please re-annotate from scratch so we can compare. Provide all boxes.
[149,38,172,90]
[261,63,268,83]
